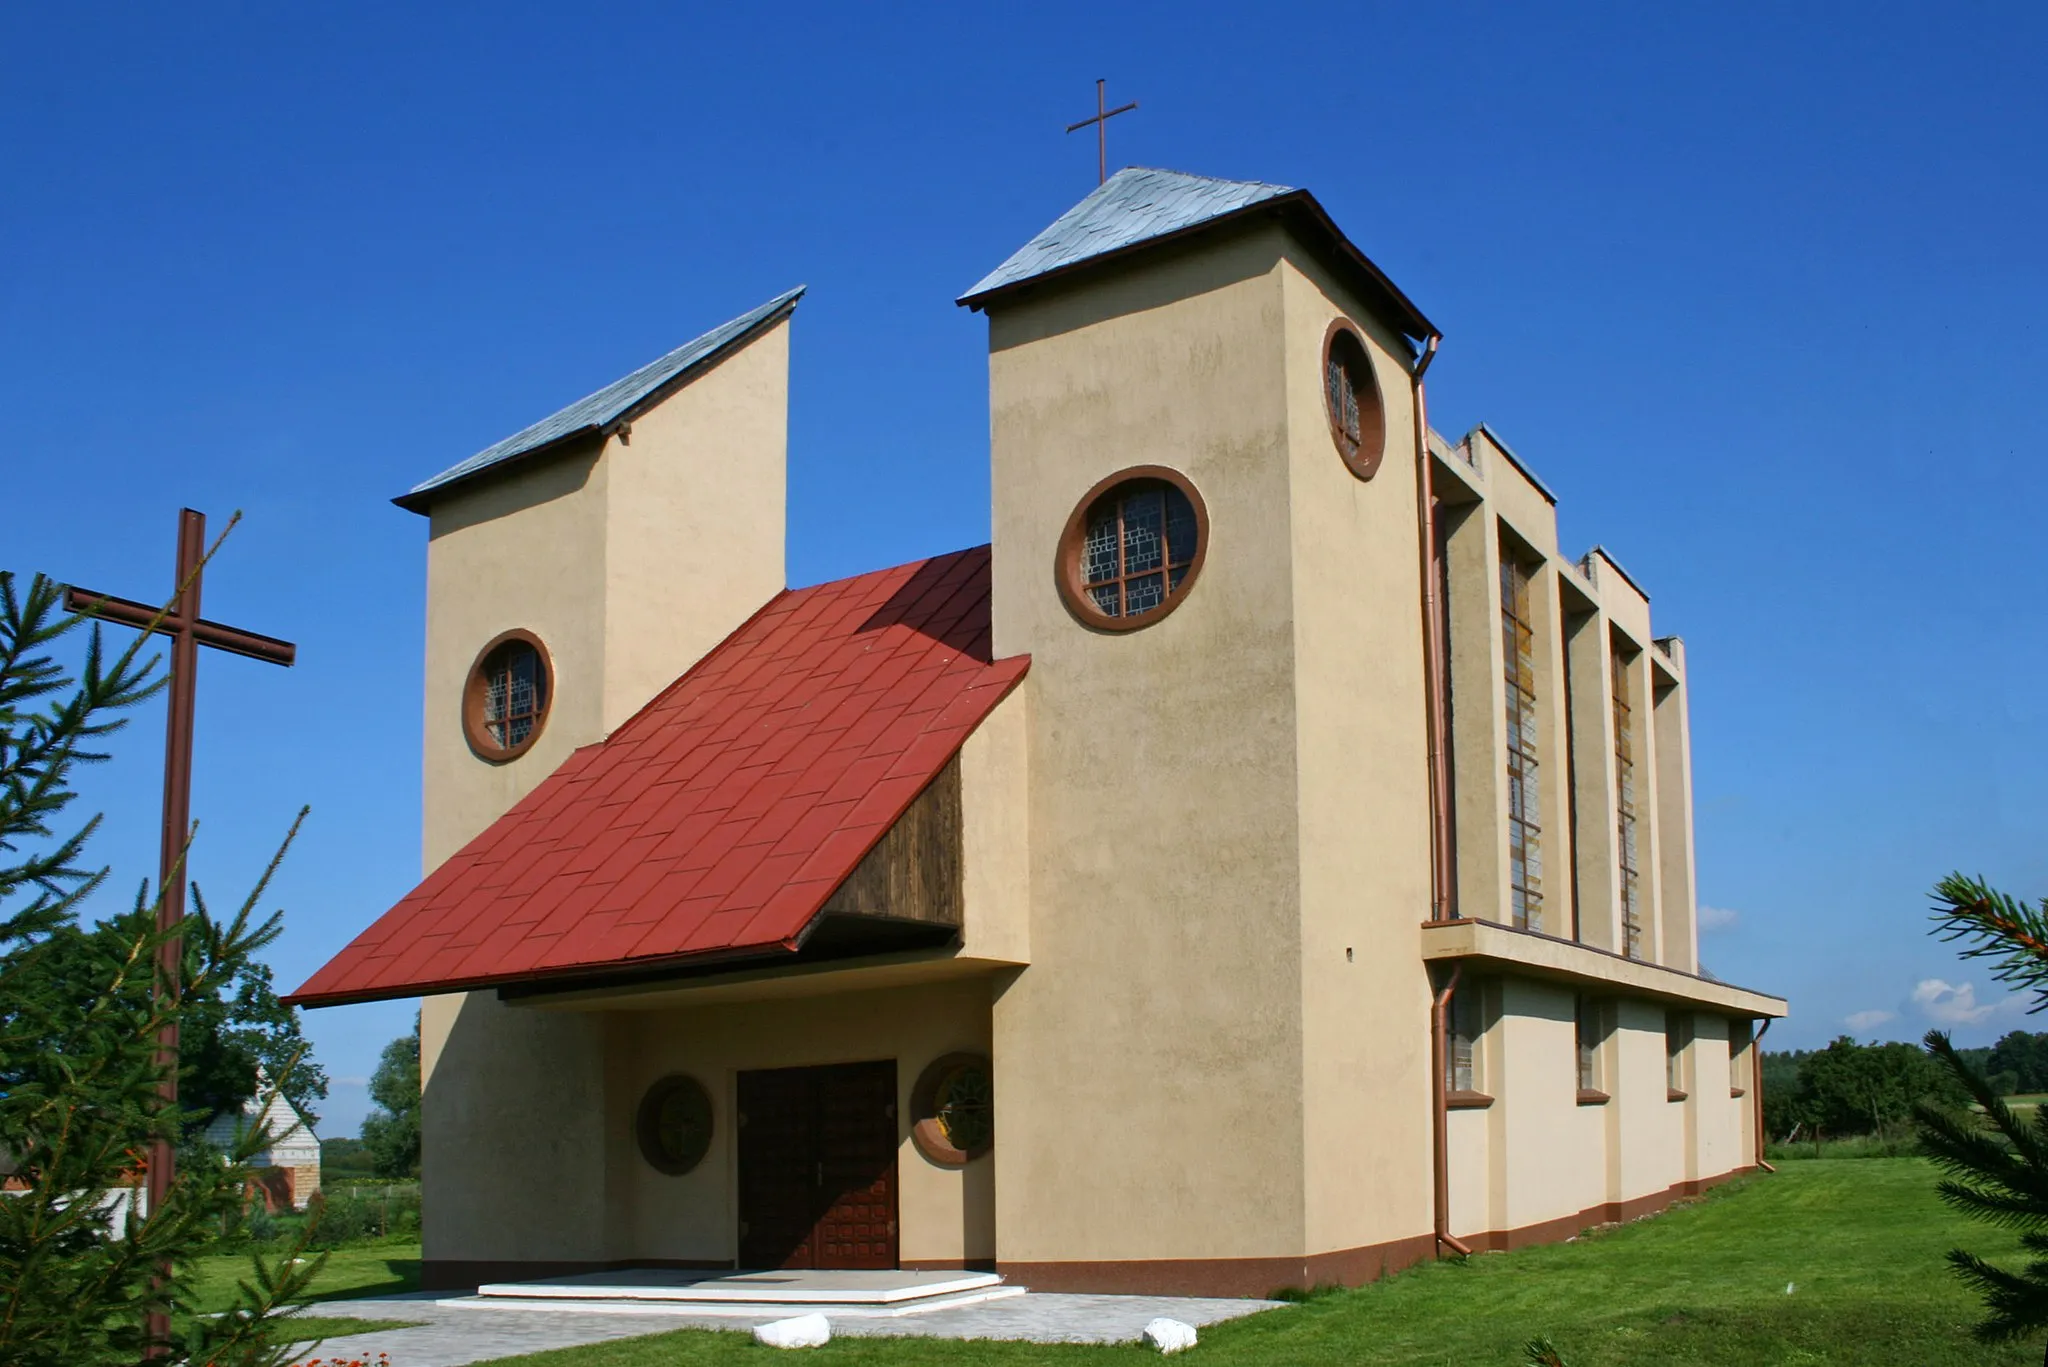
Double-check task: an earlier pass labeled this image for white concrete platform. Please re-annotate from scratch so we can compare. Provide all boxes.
[446,1285,1027,1318]
[472,1266,1008,1307]
[307,1288,1283,1365]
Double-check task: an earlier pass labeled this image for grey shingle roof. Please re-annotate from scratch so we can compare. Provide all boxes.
[958,168,1292,305]
[397,286,805,512]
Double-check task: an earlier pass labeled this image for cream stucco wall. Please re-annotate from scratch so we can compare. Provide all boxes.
[422,994,620,1262]
[958,689,1030,966]
[599,322,789,733]
[1277,259,1438,1259]
[1443,990,1760,1246]
[986,227,1310,1264]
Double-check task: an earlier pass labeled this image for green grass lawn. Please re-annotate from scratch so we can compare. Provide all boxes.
[468,1159,2039,1366]
[190,1237,421,1313]
[190,1241,424,1355]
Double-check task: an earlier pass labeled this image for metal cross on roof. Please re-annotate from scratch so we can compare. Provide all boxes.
[64,508,294,1355]
[1066,78,1138,185]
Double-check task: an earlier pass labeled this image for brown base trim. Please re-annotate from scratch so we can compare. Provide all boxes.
[1457,1166,1754,1254]
[421,1258,733,1292]
[1001,1233,1440,1300]
[997,1167,1759,1298]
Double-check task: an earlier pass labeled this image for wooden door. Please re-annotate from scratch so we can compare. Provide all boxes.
[736,1067,820,1269]
[737,1061,898,1270]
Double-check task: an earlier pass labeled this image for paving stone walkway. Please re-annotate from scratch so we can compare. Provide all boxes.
[289,1289,1282,1365]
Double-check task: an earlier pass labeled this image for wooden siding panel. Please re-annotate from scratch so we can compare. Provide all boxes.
[820,758,962,926]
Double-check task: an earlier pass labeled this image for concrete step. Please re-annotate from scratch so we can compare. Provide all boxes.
[462,1268,1021,1317]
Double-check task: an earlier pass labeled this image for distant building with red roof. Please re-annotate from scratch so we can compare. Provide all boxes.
[292,168,1783,1297]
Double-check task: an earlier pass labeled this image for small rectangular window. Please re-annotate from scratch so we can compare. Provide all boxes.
[1576,996,1604,1094]
[1448,986,1484,1095]
[1666,1012,1691,1097]
[1729,1021,1753,1094]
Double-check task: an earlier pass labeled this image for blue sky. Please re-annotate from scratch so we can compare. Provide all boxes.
[5,5,2044,1135]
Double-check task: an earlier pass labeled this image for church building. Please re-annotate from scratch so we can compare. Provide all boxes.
[288,167,1788,1296]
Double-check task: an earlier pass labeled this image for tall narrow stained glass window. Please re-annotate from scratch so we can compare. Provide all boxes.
[1077,479,1201,622]
[1501,556,1543,931]
[1613,648,1644,958]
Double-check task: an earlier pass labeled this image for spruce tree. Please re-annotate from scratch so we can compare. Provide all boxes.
[1917,873,2048,1345]
[0,570,324,1366]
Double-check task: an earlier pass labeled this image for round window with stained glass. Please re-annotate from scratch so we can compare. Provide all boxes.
[1055,467,1208,632]
[462,629,552,763]
[910,1052,994,1165]
[635,1074,714,1176]
[1323,318,1387,481]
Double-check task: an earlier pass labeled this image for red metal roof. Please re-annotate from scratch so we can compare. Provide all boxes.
[286,546,1027,1008]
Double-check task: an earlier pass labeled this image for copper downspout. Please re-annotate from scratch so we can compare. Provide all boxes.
[1413,333,1452,924]
[1430,963,1473,1257]
[1413,333,1470,1258]
[1752,1017,1777,1173]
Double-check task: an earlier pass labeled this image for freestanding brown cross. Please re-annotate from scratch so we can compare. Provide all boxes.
[64,508,294,1352]
[1065,78,1138,185]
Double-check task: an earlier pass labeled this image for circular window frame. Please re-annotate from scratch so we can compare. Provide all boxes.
[635,1073,715,1176]
[1322,318,1388,482]
[1054,465,1210,634]
[910,1052,993,1166]
[461,628,554,764]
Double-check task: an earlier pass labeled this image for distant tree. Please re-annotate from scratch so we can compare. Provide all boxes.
[0,570,323,1365]
[359,1016,420,1180]
[11,912,327,1128]
[1760,1049,1810,1139]
[1793,1036,1963,1139]
[1915,873,2048,1345]
[319,1136,375,1180]
[1988,1031,2048,1095]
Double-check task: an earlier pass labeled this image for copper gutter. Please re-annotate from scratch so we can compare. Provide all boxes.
[1752,1017,1776,1173]
[1414,332,1469,1258]
[1430,963,1473,1257]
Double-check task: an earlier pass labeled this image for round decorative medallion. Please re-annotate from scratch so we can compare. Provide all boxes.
[910,1052,993,1165]
[635,1074,714,1175]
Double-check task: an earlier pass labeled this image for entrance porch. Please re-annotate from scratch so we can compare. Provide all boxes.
[417,963,1002,1289]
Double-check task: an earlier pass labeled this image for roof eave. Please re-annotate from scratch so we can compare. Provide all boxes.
[389,423,602,514]
[282,935,807,1010]
[956,189,1438,346]
[392,290,804,518]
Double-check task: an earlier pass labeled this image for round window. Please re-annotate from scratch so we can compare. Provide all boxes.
[462,629,552,763]
[1323,319,1387,480]
[635,1074,714,1176]
[1055,466,1208,632]
[910,1052,993,1165]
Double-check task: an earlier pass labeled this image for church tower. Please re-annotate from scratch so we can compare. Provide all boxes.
[401,288,798,1266]
[960,169,1448,1282]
